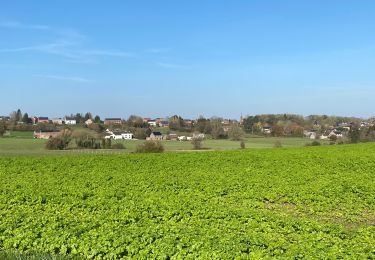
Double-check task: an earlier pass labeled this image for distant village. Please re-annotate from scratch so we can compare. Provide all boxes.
[1,111,375,144]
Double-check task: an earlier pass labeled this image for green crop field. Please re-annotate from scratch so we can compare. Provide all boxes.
[0,143,374,258]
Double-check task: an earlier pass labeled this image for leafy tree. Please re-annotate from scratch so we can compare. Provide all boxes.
[72,113,84,124]
[128,115,147,128]
[195,116,210,133]
[16,109,22,122]
[22,113,30,124]
[349,125,360,143]
[84,112,92,121]
[271,125,284,137]
[94,115,101,124]
[169,115,184,130]
[290,125,304,137]
[243,116,261,134]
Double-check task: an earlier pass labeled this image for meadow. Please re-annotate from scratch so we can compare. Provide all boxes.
[0,131,325,156]
[0,143,374,258]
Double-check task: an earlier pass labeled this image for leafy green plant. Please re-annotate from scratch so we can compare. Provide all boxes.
[1,143,375,258]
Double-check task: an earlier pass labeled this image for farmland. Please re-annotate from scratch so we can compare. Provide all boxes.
[0,131,326,156]
[0,143,374,258]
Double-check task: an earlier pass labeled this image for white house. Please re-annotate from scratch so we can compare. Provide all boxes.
[328,130,343,139]
[64,117,77,125]
[147,120,157,127]
[85,119,93,125]
[178,136,186,141]
[105,129,133,140]
[192,133,205,139]
[51,118,64,125]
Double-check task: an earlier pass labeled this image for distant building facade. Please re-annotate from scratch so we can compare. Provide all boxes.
[33,130,60,139]
[104,118,122,125]
[64,117,77,125]
[32,117,49,124]
[52,118,64,125]
[147,132,164,140]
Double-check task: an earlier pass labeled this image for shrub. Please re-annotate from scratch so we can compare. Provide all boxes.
[136,141,164,153]
[46,138,69,150]
[305,141,322,147]
[273,141,282,148]
[191,137,203,150]
[240,141,245,149]
[101,138,112,149]
[311,141,321,146]
[111,143,125,149]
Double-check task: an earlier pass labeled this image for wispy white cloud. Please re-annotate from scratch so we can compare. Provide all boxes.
[0,20,150,64]
[0,20,127,62]
[0,42,81,59]
[0,21,50,30]
[0,42,134,61]
[32,74,92,83]
[156,62,186,69]
[145,48,169,54]
[82,50,135,58]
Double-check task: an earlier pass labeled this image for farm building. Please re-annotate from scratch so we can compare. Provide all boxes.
[147,120,157,127]
[167,133,178,141]
[159,120,169,127]
[105,129,133,140]
[64,117,77,125]
[104,118,122,125]
[0,116,10,121]
[51,118,64,125]
[85,119,94,125]
[32,117,49,124]
[33,130,60,139]
[147,132,163,140]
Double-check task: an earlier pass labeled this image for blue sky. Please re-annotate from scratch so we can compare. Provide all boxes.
[1,1,375,119]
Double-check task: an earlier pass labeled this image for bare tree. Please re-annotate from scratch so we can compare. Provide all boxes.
[228,123,245,141]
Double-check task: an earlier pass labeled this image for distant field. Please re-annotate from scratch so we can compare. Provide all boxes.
[0,131,328,155]
[0,143,374,258]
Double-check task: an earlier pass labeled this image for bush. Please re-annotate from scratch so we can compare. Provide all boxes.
[101,138,112,149]
[240,141,245,149]
[111,143,125,149]
[311,140,321,146]
[136,141,164,153]
[273,141,282,148]
[46,138,69,150]
[191,137,203,150]
[305,140,322,147]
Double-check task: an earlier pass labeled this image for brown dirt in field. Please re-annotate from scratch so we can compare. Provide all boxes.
[264,201,375,231]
